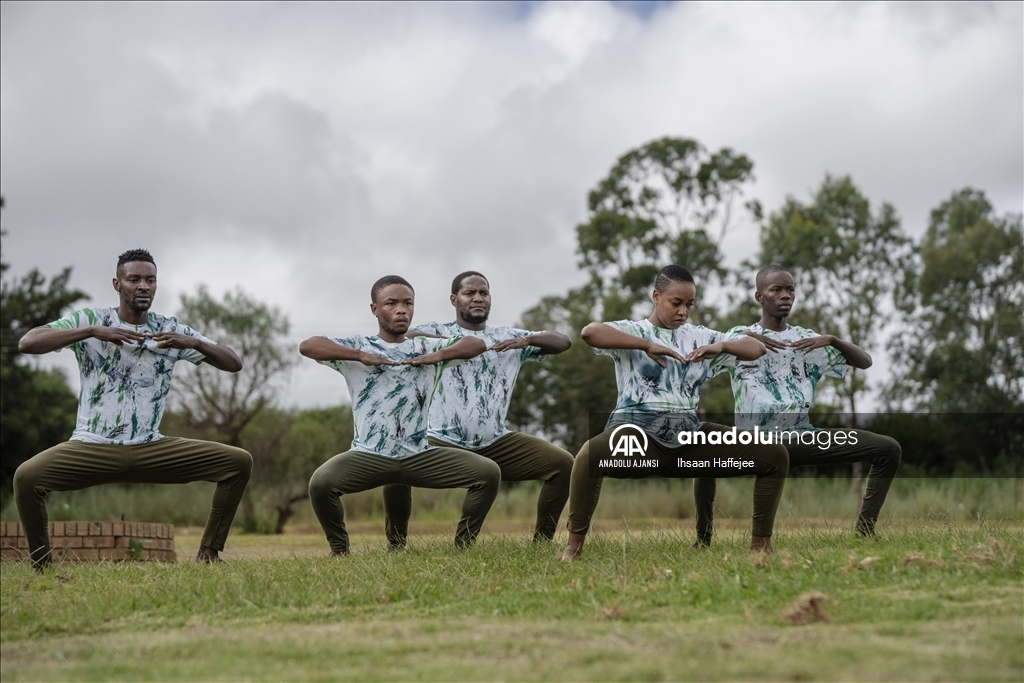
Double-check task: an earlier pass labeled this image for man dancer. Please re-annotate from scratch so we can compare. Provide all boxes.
[693,264,901,544]
[301,275,500,555]
[382,271,574,546]
[15,249,253,567]
[561,265,790,560]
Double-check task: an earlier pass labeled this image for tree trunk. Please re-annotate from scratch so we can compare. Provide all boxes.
[274,490,309,535]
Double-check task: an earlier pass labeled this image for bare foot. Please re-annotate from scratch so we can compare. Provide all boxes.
[560,532,586,561]
[329,550,350,557]
[750,535,773,553]
[196,545,221,563]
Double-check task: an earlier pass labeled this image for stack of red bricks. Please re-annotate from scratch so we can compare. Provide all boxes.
[0,521,176,562]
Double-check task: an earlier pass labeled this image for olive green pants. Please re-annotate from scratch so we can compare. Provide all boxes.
[694,428,901,542]
[14,437,253,567]
[309,447,501,553]
[569,423,789,538]
[382,432,574,544]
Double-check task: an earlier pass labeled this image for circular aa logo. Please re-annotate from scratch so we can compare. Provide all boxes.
[608,424,649,458]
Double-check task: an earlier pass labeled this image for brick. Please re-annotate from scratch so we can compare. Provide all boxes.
[11,522,22,537]
[168,526,175,539]
[145,523,154,538]
[52,521,66,537]
[83,536,115,549]
[0,521,7,536]
[88,522,101,536]
[72,549,99,561]
[112,522,124,536]
[101,522,113,536]
[98,548,131,561]
[76,522,88,537]
[17,538,29,549]
[156,525,166,539]
[0,536,14,549]
[115,536,132,548]
[53,537,83,548]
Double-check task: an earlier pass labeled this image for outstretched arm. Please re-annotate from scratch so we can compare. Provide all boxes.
[299,336,398,366]
[403,336,487,366]
[19,324,147,354]
[490,330,572,355]
[683,336,766,363]
[581,322,685,368]
[788,334,872,369]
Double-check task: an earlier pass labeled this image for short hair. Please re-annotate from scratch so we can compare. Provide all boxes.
[451,270,488,296]
[654,265,694,292]
[755,264,791,290]
[371,275,414,304]
[117,248,155,270]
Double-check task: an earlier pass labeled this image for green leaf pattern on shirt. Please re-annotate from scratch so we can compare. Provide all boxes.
[319,335,462,458]
[721,323,847,431]
[599,320,730,446]
[412,322,543,449]
[48,307,212,445]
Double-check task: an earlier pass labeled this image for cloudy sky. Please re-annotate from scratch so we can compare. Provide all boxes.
[2,1,1021,407]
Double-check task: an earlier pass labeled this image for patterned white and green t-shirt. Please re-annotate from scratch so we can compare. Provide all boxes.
[597,320,731,446]
[48,307,214,445]
[319,335,463,458]
[719,323,847,431]
[411,321,544,449]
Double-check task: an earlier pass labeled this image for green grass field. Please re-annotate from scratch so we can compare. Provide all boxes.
[2,518,1022,682]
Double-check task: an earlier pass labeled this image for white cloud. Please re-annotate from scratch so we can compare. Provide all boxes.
[2,1,1020,408]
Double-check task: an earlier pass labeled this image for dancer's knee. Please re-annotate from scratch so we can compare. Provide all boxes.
[879,436,902,467]
[479,458,502,490]
[553,449,574,479]
[13,459,42,495]
[766,444,789,475]
[227,447,253,478]
[308,466,336,502]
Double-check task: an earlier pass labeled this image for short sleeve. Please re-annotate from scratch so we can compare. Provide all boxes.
[46,309,93,353]
[318,336,366,373]
[593,320,631,358]
[419,336,466,372]
[823,344,848,379]
[706,328,734,376]
[410,322,445,337]
[47,309,93,331]
[166,318,217,366]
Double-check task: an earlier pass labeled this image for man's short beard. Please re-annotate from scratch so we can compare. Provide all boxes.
[460,310,489,325]
[380,321,407,337]
[127,296,152,312]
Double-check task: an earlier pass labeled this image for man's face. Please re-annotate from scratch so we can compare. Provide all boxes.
[755,271,796,318]
[113,261,157,313]
[371,284,415,335]
[651,280,696,329]
[451,275,491,325]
